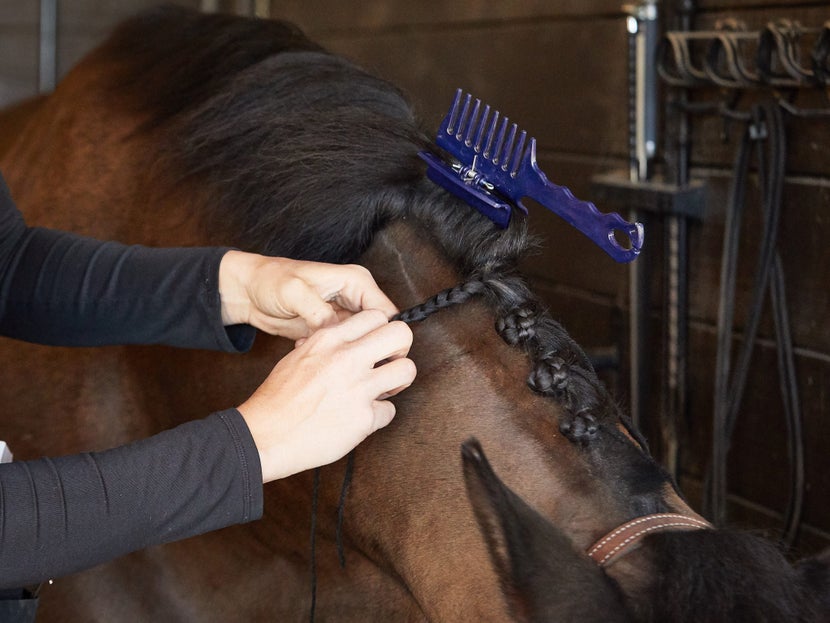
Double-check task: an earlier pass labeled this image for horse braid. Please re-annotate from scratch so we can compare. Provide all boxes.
[496,307,537,345]
[394,278,489,323]
[527,355,570,396]
[528,355,601,443]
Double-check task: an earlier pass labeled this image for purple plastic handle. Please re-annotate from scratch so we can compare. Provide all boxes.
[493,138,643,262]
[428,89,644,263]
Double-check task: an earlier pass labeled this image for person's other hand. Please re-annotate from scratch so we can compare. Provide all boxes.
[237,310,415,482]
[219,251,398,340]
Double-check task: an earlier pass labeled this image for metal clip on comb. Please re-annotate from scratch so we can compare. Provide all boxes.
[419,89,644,263]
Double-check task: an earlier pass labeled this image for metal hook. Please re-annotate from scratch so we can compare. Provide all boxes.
[658,31,716,87]
[704,31,758,89]
[757,19,812,87]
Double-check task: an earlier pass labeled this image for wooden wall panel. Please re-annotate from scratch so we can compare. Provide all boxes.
[676,324,830,537]
[0,30,38,104]
[319,18,631,160]
[684,174,830,349]
[55,0,200,77]
[698,0,829,9]
[0,4,38,105]
[275,0,627,32]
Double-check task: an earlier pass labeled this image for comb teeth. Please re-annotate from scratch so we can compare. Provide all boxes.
[441,89,530,177]
[428,88,644,262]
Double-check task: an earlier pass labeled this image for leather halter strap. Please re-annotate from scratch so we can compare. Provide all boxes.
[587,513,713,567]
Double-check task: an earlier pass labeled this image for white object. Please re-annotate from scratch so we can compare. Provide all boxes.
[0,441,12,463]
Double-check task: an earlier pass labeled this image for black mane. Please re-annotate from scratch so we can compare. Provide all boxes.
[104,5,529,269]
[647,530,822,622]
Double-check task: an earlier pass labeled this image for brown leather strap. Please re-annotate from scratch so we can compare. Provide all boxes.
[587,513,713,567]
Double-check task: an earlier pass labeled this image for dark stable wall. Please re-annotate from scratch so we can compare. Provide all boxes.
[267,0,830,558]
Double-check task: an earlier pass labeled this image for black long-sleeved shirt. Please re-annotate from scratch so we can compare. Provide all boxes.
[0,172,264,588]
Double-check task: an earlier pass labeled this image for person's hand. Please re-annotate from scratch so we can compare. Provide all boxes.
[237,310,416,482]
[218,251,398,340]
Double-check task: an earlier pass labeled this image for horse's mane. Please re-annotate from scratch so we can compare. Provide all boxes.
[647,530,821,621]
[102,5,664,505]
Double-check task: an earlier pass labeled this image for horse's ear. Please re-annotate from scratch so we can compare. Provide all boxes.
[796,546,830,615]
[461,438,632,623]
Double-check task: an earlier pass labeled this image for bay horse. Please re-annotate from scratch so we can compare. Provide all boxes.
[0,5,827,621]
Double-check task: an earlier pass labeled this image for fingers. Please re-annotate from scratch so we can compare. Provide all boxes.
[330,264,399,319]
[371,399,396,433]
[322,308,392,344]
[344,317,413,364]
[282,277,339,332]
[302,311,415,402]
[227,255,401,340]
[239,304,416,482]
[369,356,417,400]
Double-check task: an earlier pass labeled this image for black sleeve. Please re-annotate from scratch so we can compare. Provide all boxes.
[0,408,264,588]
[0,172,255,351]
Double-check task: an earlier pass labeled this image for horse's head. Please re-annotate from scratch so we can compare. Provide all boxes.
[329,206,703,620]
[463,438,830,622]
[461,437,632,622]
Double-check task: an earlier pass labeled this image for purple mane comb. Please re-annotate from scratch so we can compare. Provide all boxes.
[419,89,644,263]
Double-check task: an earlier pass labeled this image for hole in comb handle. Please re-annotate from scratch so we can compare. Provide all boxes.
[611,228,635,251]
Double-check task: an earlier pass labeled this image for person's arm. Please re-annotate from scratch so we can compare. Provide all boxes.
[0,173,253,351]
[0,309,416,589]
[0,409,262,589]
[0,171,416,588]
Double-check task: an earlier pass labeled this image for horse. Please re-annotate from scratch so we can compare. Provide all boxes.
[0,5,827,621]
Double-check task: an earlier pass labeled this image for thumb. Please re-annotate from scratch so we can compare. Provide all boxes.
[371,400,396,433]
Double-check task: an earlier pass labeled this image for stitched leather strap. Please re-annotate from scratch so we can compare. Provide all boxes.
[587,513,712,567]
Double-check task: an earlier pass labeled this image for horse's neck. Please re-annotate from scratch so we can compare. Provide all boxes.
[348,222,715,621]
[0,96,45,162]
[0,62,197,245]
[359,221,462,311]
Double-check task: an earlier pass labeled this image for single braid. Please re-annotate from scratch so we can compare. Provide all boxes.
[528,354,602,443]
[487,284,607,444]
[394,278,490,323]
